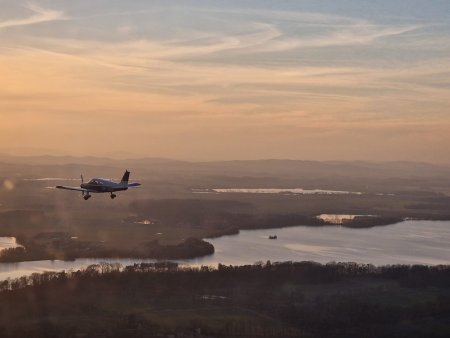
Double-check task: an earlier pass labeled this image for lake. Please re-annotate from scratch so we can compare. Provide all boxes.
[183,220,450,266]
[1,220,449,280]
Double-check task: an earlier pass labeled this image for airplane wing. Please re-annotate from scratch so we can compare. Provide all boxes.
[56,185,95,193]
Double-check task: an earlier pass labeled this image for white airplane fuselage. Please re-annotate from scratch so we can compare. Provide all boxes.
[81,178,129,193]
[56,170,140,200]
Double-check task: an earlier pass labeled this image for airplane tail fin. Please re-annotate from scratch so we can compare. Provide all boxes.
[120,170,130,184]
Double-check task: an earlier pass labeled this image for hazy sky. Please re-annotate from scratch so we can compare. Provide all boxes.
[1,0,449,162]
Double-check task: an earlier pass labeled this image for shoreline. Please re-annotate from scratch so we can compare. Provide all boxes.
[0,216,447,264]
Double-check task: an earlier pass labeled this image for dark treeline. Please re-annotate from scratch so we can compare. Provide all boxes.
[1,261,450,337]
[0,234,214,263]
[131,199,404,232]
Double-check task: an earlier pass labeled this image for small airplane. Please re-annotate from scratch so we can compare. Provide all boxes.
[56,170,141,200]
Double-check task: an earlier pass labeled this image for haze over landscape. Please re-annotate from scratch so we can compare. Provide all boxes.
[1,1,450,337]
[1,0,450,162]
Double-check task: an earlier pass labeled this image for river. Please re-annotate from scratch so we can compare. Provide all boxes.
[1,220,449,280]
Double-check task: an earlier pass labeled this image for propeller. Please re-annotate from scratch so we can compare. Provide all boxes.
[81,174,84,196]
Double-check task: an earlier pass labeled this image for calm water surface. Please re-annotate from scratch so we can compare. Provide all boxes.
[183,220,450,266]
[1,220,449,280]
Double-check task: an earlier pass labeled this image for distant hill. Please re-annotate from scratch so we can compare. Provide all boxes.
[1,154,449,180]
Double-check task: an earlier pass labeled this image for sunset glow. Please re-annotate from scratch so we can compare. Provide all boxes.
[1,1,449,161]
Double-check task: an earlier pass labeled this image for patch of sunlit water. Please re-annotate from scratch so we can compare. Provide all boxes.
[193,188,363,195]
[0,237,20,251]
[284,243,330,254]
[3,180,15,191]
[134,220,155,225]
[317,214,374,224]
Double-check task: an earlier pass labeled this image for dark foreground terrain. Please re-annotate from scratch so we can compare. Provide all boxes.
[1,261,450,338]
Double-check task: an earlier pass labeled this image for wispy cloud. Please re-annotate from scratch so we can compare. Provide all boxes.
[0,1,449,161]
[252,24,420,53]
[0,3,65,29]
[172,8,421,53]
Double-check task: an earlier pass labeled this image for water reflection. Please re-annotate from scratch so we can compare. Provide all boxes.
[181,220,450,266]
[1,220,450,280]
[0,237,20,251]
[0,259,156,280]
[193,188,363,195]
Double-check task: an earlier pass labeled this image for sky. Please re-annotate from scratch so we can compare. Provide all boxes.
[1,0,449,162]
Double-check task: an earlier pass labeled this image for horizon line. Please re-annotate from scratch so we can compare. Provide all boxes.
[0,152,449,166]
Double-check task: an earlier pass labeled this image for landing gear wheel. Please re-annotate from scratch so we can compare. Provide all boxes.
[83,195,91,200]
[110,193,117,199]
